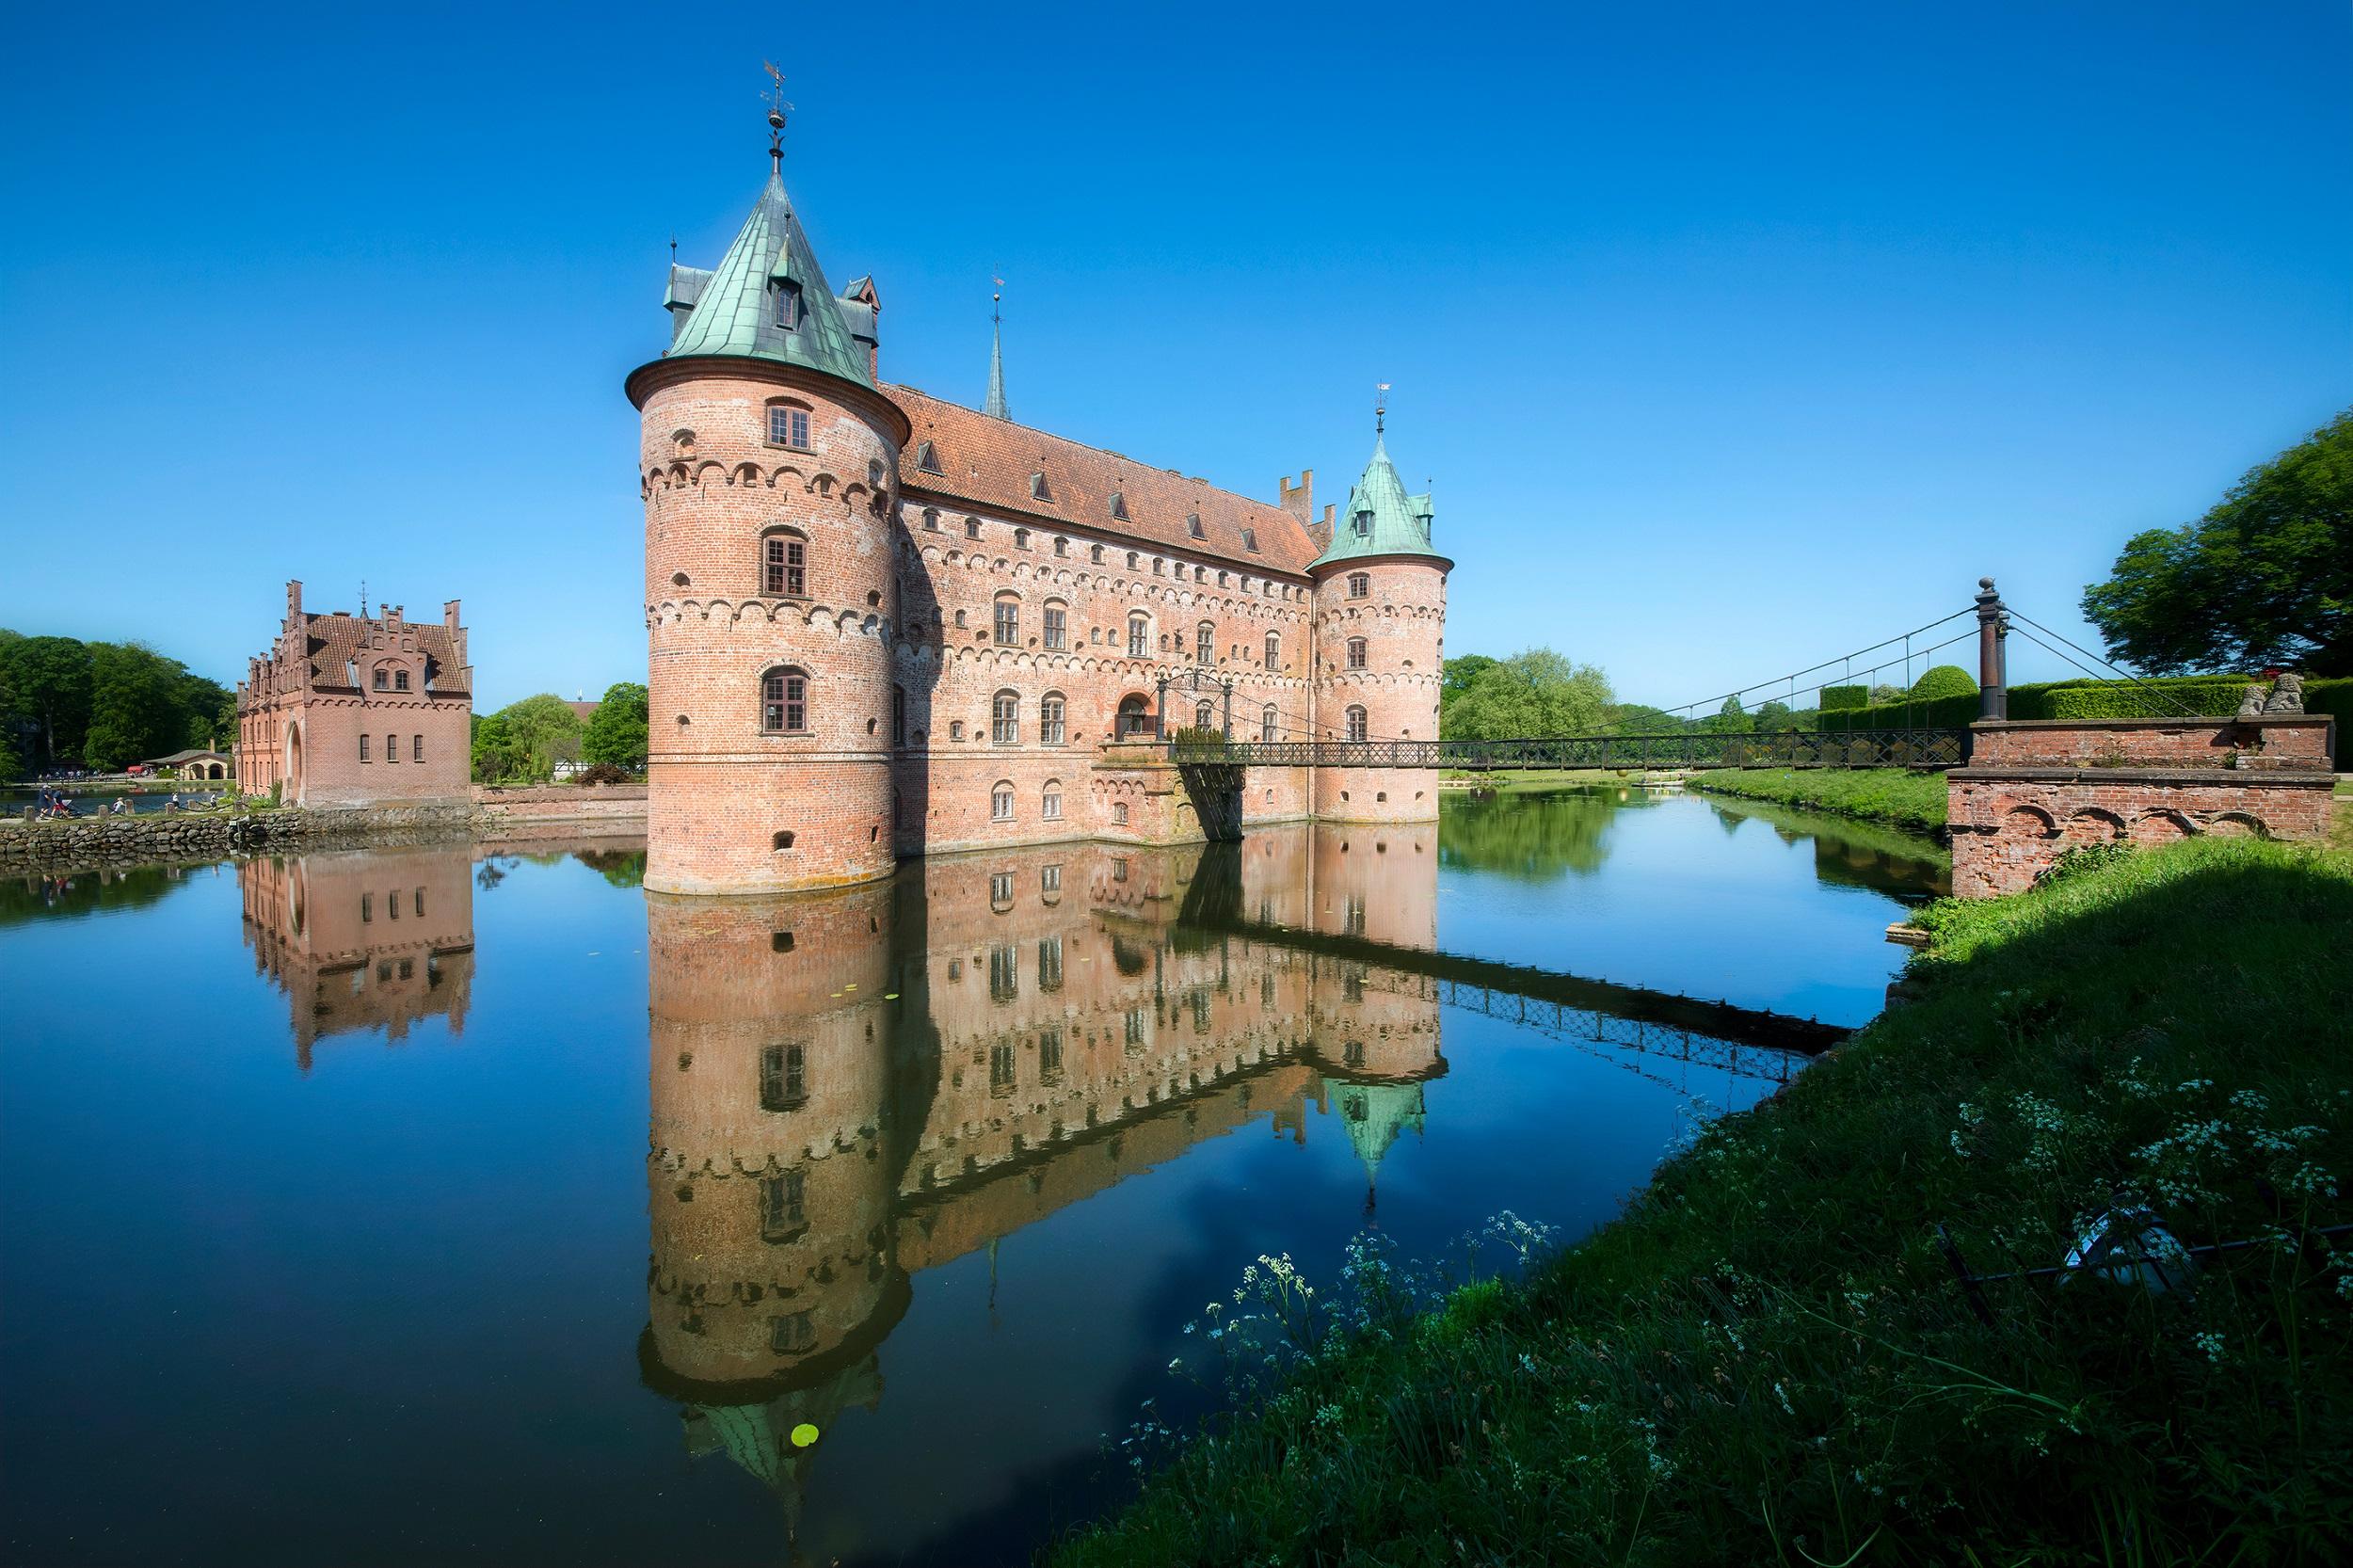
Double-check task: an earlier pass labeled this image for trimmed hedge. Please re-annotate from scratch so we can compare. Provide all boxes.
[1906,664,1978,701]
[1822,673,2351,758]
[1819,684,1867,711]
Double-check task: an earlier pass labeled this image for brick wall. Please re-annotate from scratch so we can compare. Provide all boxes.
[1311,556,1448,823]
[1948,715,2338,896]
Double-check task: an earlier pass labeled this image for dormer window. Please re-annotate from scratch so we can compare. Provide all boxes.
[1109,491,1129,521]
[774,280,801,329]
[1031,472,1052,502]
[1353,509,1372,537]
[1187,513,1205,539]
[915,440,943,474]
[1241,528,1258,552]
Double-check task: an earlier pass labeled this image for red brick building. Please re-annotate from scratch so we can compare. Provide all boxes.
[234,582,472,807]
[629,128,1451,894]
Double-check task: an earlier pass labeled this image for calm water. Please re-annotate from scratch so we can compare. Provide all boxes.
[0,789,1941,1566]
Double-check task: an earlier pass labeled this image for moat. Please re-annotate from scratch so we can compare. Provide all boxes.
[0,787,1943,1566]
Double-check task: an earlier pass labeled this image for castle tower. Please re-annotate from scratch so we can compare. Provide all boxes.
[1309,408,1450,824]
[626,118,913,894]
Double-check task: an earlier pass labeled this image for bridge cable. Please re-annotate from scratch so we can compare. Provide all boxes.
[2001,607,2206,718]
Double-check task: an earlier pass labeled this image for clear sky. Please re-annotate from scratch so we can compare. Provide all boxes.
[3,1,2346,712]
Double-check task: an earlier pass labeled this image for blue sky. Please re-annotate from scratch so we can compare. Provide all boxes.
[2,1,2345,712]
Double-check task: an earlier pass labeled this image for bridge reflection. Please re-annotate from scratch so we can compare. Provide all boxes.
[634,821,1814,1551]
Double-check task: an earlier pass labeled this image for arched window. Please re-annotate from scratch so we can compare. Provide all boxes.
[991,780,1015,822]
[359,733,370,762]
[922,507,940,532]
[1347,637,1368,670]
[992,690,1019,745]
[1127,551,1139,570]
[762,667,809,733]
[1195,700,1215,730]
[1195,622,1213,664]
[1345,705,1369,743]
[1013,527,1031,550]
[1117,695,1150,738]
[1053,536,1069,556]
[993,593,1018,647]
[385,732,398,763]
[1128,613,1149,658]
[1264,632,1280,668]
[1040,692,1067,745]
[412,734,424,762]
[964,517,982,540]
[1261,705,1277,744]
[762,528,808,597]
[1349,572,1370,600]
[1043,599,1067,650]
[1042,779,1064,821]
[1091,543,1105,564]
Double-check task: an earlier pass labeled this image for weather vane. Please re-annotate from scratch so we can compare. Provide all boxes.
[762,60,794,169]
[1375,381,1391,434]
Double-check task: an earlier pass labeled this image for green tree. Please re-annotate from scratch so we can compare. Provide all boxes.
[473,694,585,783]
[0,659,22,782]
[83,643,185,771]
[0,633,93,768]
[1906,664,1978,702]
[2083,408,2351,676]
[581,681,649,771]
[1754,698,1796,731]
[1705,696,1751,733]
[1442,649,1613,741]
[1609,702,1689,734]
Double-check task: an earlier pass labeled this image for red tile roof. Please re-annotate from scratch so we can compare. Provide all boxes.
[886,385,1320,577]
[301,615,471,696]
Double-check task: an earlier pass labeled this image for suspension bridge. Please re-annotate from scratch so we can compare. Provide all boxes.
[1160,578,2217,772]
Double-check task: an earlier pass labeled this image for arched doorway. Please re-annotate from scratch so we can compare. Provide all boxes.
[1116,694,1152,739]
[284,723,304,803]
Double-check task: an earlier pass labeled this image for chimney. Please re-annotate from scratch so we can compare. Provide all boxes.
[1278,470,1314,522]
[1308,504,1337,552]
[286,579,303,628]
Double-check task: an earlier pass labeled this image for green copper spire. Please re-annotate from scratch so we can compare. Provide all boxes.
[1311,394,1444,569]
[1324,1077,1426,1211]
[664,166,878,393]
[984,285,1010,421]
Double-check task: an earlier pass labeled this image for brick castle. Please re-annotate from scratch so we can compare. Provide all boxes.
[627,124,1450,894]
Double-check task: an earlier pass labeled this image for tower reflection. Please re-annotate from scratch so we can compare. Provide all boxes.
[638,822,1444,1551]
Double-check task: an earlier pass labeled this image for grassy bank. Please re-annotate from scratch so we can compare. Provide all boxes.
[1688,766,1948,834]
[1051,836,2353,1565]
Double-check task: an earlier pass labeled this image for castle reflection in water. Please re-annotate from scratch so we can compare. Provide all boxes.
[231,822,1449,1543]
[638,823,1444,1541]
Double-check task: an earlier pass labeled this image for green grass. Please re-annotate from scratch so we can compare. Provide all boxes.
[1049,837,2353,1566]
[1688,767,1949,834]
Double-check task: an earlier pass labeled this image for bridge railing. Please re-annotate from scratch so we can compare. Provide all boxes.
[1169,728,1970,771]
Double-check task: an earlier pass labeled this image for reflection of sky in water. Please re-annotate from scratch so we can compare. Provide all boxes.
[0,793,1931,1566]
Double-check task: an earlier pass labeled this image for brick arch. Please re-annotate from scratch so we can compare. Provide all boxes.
[2066,808,2126,842]
[2132,808,2195,843]
[2203,811,2269,839]
[2000,803,2057,839]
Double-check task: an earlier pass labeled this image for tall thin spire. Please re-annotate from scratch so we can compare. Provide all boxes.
[984,279,1011,421]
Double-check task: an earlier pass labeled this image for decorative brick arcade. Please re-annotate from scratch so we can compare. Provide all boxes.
[1947,714,2338,897]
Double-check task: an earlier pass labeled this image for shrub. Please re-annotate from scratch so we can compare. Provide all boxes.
[1819,684,1868,711]
[1169,726,1225,750]
[572,761,633,787]
[1907,664,1978,701]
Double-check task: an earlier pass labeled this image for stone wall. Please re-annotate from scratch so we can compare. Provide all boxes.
[0,802,474,873]
[1947,714,2339,897]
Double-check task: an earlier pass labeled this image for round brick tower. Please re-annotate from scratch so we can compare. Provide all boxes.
[1309,417,1450,824]
[626,126,911,895]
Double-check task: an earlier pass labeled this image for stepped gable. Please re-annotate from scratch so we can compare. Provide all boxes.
[298,612,470,695]
[887,384,1321,577]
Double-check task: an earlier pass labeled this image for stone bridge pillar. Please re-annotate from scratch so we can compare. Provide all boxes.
[1946,713,2337,897]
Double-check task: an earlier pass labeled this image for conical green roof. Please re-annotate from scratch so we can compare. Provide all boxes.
[1325,1077,1426,1183]
[665,170,876,392]
[1311,430,1444,569]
